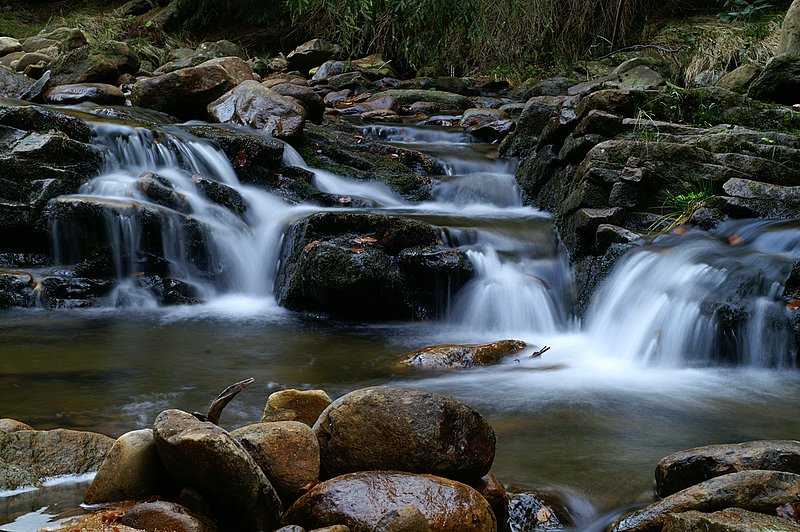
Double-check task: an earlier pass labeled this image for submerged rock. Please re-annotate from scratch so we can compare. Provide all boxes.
[314,386,495,482]
[397,339,528,369]
[655,440,800,497]
[153,409,283,531]
[282,471,496,531]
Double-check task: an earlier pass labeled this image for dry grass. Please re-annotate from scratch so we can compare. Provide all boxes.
[652,15,782,85]
[49,501,140,532]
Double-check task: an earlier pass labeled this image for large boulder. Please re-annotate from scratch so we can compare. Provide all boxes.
[612,470,800,532]
[44,83,126,105]
[396,339,528,369]
[275,212,472,320]
[50,41,140,86]
[130,57,254,118]
[0,37,22,56]
[207,80,306,139]
[287,39,342,75]
[153,409,283,531]
[268,82,325,124]
[313,386,495,483]
[0,66,32,97]
[779,0,800,56]
[0,429,113,490]
[748,54,800,105]
[655,440,800,497]
[378,89,473,112]
[0,271,35,308]
[21,27,86,54]
[84,429,173,504]
[282,471,496,531]
[121,500,214,532]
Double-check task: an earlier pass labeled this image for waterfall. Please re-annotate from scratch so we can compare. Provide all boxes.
[585,221,798,368]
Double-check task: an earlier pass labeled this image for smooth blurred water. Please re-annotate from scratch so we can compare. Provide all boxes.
[3,118,800,529]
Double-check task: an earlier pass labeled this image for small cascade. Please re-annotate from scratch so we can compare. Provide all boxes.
[432,172,523,208]
[50,123,297,303]
[586,220,799,368]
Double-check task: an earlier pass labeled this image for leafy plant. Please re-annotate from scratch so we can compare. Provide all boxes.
[718,0,773,21]
[652,181,715,231]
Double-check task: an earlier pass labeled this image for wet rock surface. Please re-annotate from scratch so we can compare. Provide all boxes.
[282,471,496,532]
[397,339,528,369]
[656,440,800,497]
[662,507,800,532]
[263,389,332,427]
[314,386,495,482]
[121,500,215,532]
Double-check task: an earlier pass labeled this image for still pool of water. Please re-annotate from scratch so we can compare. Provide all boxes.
[2,306,800,527]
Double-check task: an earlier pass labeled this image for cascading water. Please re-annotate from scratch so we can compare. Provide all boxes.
[586,220,798,368]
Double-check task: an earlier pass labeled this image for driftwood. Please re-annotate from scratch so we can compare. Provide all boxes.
[529,346,551,358]
[193,377,255,424]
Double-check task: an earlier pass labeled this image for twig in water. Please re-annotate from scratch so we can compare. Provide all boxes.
[529,346,551,358]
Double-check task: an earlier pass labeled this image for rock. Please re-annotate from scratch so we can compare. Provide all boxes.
[269,82,325,124]
[275,213,470,320]
[655,440,800,497]
[510,77,576,100]
[0,37,22,56]
[0,65,32,97]
[397,339,527,369]
[0,103,92,142]
[208,80,306,139]
[568,65,664,95]
[130,57,254,118]
[716,63,763,93]
[84,429,173,504]
[15,52,50,73]
[0,271,35,308]
[375,506,432,532]
[263,389,332,427]
[44,82,125,105]
[50,41,140,86]
[506,490,569,532]
[474,473,509,526]
[121,500,214,532]
[779,0,800,56]
[379,89,473,112]
[350,54,395,78]
[459,108,514,141]
[361,109,402,123]
[153,409,283,531]
[231,421,320,503]
[314,386,495,482]
[324,88,352,106]
[196,40,243,60]
[288,39,342,75]
[662,507,800,532]
[749,54,800,105]
[22,27,86,54]
[0,429,113,490]
[325,71,374,91]
[114,0,158,17]
[178,123,284,186]
[282,471,496,531]
[501,96,565,158]
[276,526,306,532]
[612,470,800,532]
[0,419,32,433]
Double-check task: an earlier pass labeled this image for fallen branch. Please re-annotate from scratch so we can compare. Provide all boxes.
[194,377,255,424]
[529,346,551,358]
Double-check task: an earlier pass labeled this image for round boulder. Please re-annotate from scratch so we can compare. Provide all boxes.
[268,82,325,124]
[121,500,214,532]
[231,421,320,503]
[263,389,332,427]
[44,83,125,105]
[282,471,496,531]
[153,409,283,531]
[0,419,32,433]
[208,80,306,139]
[84,428,173,504]
[314,386,495,482]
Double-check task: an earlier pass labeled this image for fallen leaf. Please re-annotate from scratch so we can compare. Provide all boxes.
[777,502,800,522]
[536,507,552,522]
[352,237,378,244]
[672,227,688,235]
[303,239,322,253]
[787,300,800,311]
[728,234,744,245]
[234,150,247,167]
[350,247,365,254]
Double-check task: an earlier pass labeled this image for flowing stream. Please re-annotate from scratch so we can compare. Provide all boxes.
[2,114,800,529]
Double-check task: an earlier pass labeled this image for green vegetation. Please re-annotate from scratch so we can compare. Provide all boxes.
[718,0,774,21]
[653,181,716,231]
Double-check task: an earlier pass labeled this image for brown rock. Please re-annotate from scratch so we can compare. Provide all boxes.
[153,409,283,531]
[473,473,509,526]
[207,80,306,139]
[0,419,32,433]
[264,389,332,427]
[282,471,496,532]
[310,527,350,532]
[397,339,527,369]
[375,506,432,532]
[0,428,113,490]
[269,82,325,124]
[361,109,402,123]
[656,440,800,497]
[121,500,214,532]
[14,52,51,73]
[662,507,800,532]
[50,41,140,85]
[130,57,254,118]
[231,421,320,502]
[44,83,125,105]
[84,429,173,504]
[314,386,495,483]
[612,470,800,532]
